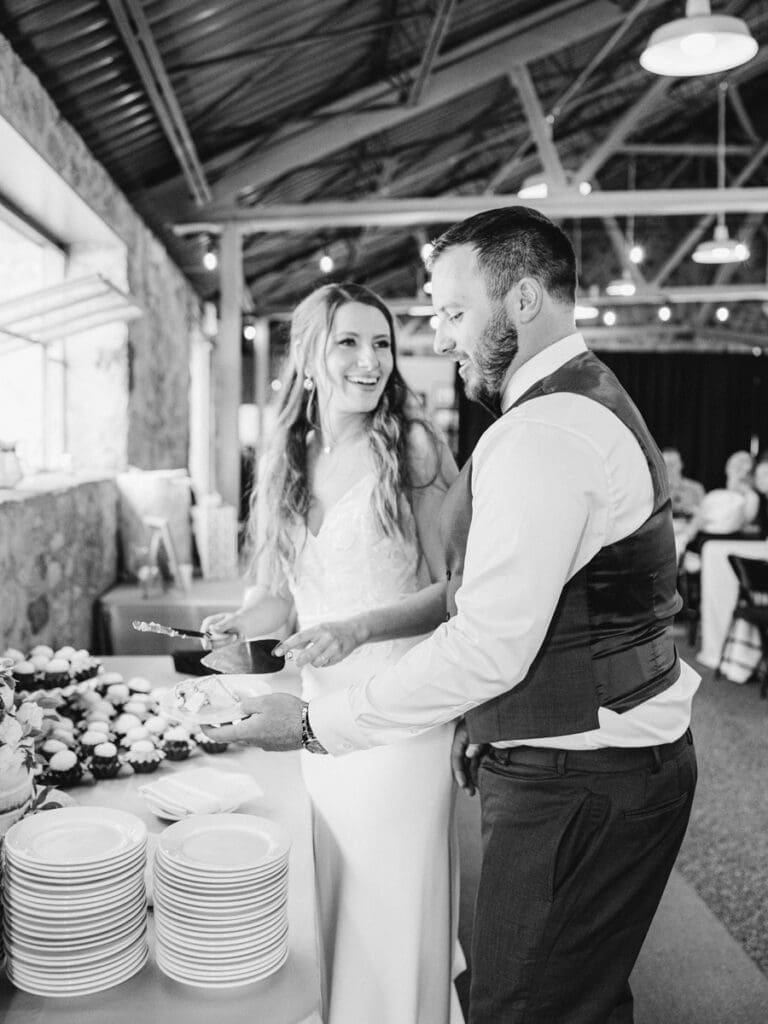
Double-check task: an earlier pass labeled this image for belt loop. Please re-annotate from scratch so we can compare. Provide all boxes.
[556,750,568,776]
[651,747,662,774]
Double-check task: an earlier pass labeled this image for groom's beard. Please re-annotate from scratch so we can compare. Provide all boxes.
[464,306,519,404]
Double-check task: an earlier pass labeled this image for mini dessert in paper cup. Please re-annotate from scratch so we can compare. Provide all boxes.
[159,675,272,730]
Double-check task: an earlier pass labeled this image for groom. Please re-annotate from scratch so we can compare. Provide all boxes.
[207,206,699,1023]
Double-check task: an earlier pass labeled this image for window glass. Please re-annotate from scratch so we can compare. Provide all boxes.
[0,215,67,473]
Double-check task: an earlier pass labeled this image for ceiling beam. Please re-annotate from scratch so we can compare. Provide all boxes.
[104,0,211,205]
[184,0,655,205]
[619,143,757,157]
[407,0,457,107]
[509,65,567,187]
[173,189,768,234]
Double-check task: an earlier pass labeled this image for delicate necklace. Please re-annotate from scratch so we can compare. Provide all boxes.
[319,430,365,456]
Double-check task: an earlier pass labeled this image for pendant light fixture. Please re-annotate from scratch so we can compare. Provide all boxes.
[692,82,749,265]
[640,0,757,77]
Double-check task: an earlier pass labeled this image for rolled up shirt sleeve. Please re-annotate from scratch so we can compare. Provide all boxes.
[309,412,611,754]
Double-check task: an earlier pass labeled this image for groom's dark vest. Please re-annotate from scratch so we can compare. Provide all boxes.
[441,350,682,742]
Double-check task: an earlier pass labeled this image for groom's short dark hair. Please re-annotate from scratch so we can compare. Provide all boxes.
[429,206,577,307]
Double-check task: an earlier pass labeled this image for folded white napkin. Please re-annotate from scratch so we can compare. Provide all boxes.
[138,767,263,820]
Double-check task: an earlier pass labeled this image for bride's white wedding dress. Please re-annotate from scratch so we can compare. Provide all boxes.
[288,472,465,1024]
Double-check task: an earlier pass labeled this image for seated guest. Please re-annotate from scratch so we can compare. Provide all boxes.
[663,447,705,519]
[754,452,768,537]
[724,449,759,524]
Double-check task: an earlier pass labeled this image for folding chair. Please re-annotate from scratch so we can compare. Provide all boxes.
[716,555,768,696]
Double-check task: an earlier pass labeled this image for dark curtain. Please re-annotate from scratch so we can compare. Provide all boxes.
[457,352,768,489]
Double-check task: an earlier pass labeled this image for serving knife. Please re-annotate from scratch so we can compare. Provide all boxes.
[131,619,210,639]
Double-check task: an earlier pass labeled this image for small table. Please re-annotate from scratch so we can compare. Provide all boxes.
[95,579,243,654]
[0,656,322,1024]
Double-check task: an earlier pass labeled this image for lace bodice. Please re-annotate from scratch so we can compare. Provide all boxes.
[288,472,420,631]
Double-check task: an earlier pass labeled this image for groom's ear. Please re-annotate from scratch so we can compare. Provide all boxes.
[506,277,543,324]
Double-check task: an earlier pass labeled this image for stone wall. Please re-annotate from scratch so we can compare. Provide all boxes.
[0,479,118,653]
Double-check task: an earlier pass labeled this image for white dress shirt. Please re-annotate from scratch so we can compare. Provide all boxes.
[310,333,700,755]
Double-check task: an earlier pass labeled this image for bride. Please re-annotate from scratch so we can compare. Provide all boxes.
[201,282,464,1024]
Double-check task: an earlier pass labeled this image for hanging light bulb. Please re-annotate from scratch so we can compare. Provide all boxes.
[574,304,599,321]
[422,280,433,296]
[606,273,636,297]
[693,83,749,265]
[243,323,257,341]
[658,305,672,322]
[319,253,334,274]
[715,306,730,322]
[202,237,218,271]
[602,310,617,327]
[629,244,645,265]
[517,174,549,199]
[640,0,757,77]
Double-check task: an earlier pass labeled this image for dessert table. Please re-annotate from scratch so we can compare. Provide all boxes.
[0,655,322,1024]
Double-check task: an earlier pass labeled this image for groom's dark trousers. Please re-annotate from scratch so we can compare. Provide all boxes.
[468,729,697,1024]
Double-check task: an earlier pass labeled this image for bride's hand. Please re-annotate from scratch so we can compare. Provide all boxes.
[199,611,244,649]
[274,617,368,669]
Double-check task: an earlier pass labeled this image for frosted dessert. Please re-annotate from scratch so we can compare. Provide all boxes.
[170,676,243,726]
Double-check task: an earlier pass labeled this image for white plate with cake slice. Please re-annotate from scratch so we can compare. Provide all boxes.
[157,675,272,730]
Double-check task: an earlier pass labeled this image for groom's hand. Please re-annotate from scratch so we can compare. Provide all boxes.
[451,718,486,797]
[201,693,303,751]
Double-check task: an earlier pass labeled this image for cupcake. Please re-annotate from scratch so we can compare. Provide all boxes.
[12,661,37,691]
[105,683,130,710]
[41,749,83,788]
[2,647,24,664]
[40,738,69,761]
[96,671,124,695]
[88,741,121,780]
[124,740,165,774]
[145,714,170,737]
[70,652,100,683]
[30,644,54,660]
[121,725,151,749]
[54,646,77,661]
[194,732,229,755]
[127,676,153,696]
[122,699,149,720]
[113,712,143,737]
[44,658,72,689]
[78,729,108,757]
[161,726,193,761]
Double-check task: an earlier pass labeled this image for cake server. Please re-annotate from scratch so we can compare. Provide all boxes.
[132,619,210,639]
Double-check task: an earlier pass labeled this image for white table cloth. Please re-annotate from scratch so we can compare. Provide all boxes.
[0,655,322,1024]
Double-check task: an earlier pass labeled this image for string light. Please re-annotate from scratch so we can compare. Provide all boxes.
[658,305,672,322]
[602,310,617,327]
[319,253,334,274]
[715,306,730,322]
[243,323,257,341]
[202,238,218,271]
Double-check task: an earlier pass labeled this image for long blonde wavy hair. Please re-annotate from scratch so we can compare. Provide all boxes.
[249,282,441,587]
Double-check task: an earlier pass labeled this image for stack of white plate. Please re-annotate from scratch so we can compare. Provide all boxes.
[153,813,291,987]
[2,806,148,996]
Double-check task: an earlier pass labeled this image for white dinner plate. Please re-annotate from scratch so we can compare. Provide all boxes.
[155,945,288,988]
[7,944,148,996]
[151,885,287,919]
[152,916,286,954]
[158,676,272,730]
[3,909,146,950]
[152,852,288,889]
[3,846,147,883]
[154,905,287,943]
[4,807,146,866]
[2,901,147,941]
[157,814,290,872]
[5,919,147,965]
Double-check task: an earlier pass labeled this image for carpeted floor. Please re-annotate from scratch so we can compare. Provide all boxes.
[675,638,768,974]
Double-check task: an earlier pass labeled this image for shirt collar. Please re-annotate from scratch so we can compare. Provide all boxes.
[501,332,587,412]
